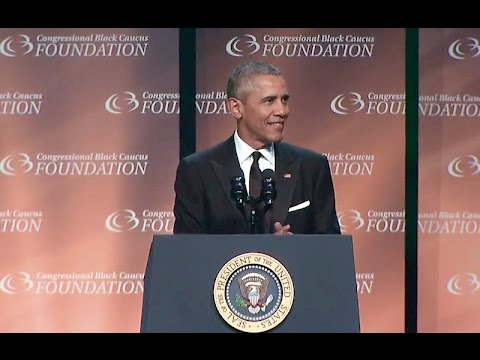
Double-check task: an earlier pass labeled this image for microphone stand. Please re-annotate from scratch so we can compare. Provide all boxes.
[246,180,276,234]
[231,173,275,234]
[246,195,262,234]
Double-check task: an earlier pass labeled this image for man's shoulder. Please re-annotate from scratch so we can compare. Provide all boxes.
[181,140,229,165]
[279,142,327,161]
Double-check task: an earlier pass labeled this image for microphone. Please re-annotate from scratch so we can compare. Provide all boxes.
[261,169,277,207]
[231,175,247,207]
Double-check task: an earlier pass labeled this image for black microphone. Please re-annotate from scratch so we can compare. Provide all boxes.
[261,169,277,207]
[231,175,247,207]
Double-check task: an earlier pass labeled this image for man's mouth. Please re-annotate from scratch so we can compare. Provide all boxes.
[267,122,284,127]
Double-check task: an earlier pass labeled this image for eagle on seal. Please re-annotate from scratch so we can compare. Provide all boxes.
[237,273,270,314]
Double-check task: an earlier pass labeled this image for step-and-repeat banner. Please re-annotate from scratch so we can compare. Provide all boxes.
[6,28,474,333]
[419,28,480,332]
[0,28,179,332]
[196,28,406,332]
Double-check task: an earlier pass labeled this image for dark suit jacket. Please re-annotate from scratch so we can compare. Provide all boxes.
[173,135,340,234]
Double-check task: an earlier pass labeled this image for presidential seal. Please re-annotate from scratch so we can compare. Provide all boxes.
[213,252,294,333]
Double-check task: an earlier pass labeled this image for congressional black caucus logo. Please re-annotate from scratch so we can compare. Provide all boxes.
[0,33,149,57]
[448,37,480,60]
[0,271,144,295]
[0,210,43,233]
[105,209,174,233]
[330,91,405,115]
[419,211,480,235]
[213,252,294,333]
[338,209,405,233]
[105,91,228,115]
[0,152,148,176]
[447,273,480,295]
[0,92,43,115]
[226,34,260,57]
[225,33,375,58]
[447,155,480,177]
[326,153,375,176]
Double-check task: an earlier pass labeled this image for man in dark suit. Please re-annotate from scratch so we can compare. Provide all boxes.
[173,61,340,235]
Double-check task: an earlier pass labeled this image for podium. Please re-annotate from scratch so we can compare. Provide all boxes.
[140,234,360,333]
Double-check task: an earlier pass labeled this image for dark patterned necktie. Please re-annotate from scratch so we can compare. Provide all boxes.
[249,151,262,199]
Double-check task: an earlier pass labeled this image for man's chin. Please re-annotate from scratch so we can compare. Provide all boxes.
[270,134,284,143]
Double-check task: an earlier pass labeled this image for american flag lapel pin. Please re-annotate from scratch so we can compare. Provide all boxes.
[284,173,291,178]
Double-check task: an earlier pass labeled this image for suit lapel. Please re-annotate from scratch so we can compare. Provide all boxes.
[272,143,300,227]
[209,135,249,232]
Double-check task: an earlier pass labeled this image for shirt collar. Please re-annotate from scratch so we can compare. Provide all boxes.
[234,130,275,166]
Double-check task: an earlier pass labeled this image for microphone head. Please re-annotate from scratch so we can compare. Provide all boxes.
[231,175,247,206]
[261,168,276,181]
[261,169,277,206]
[231,175,245,185]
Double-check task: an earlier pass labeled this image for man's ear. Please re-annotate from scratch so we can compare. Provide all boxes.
[227,97,242,120]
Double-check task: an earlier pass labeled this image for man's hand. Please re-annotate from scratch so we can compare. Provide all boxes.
[273,222,293,235]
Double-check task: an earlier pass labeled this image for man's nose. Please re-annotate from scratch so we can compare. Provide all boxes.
[274,102,288,117]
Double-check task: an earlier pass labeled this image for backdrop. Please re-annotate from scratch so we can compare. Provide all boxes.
[418,28,480,333]
[196,28,405,333]
[4,28,475,333]
[0,28,179,332]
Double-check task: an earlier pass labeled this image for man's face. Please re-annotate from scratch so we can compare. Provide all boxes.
[235,74,290,150]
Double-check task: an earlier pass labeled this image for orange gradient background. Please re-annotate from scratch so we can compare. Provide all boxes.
[418,28,480,333]
[0,28,179,332]
[196,28,405,332]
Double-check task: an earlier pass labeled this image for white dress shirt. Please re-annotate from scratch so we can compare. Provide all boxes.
[233,130,275,196]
